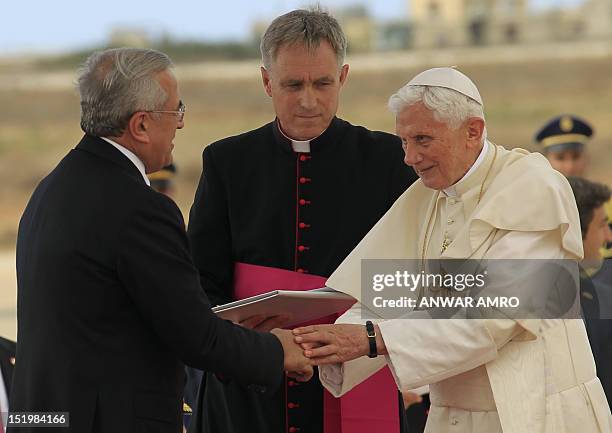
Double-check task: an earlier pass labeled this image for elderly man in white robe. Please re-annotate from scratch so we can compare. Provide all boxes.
[293,67,612,433]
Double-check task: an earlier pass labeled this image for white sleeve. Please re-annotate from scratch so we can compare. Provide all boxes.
[318,302,388,397]
[321,229,569,396]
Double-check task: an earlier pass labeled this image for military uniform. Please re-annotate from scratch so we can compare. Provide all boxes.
[148,163,177,197]
[535,114,593,154]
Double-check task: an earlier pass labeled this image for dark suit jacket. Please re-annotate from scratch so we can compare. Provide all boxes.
[10,135,283,433]
[0,336,15,399]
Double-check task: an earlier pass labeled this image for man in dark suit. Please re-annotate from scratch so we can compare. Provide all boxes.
[9,48,312,433]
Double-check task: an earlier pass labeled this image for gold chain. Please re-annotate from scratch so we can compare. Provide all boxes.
[420,143,498,269]
[477,144,498,206]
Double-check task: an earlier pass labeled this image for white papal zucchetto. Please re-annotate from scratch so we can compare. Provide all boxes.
[407,67,483,106]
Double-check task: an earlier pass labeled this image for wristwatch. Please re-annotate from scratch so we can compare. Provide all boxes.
[365,320,377,358]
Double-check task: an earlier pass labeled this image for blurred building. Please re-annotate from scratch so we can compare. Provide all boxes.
[246,1,611,55]
[336,5,376,53]
[571,0,612,40]
[409,0,612,49]
[376,21,413,51]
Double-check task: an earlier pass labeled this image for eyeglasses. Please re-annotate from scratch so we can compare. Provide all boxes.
[147,100,186,122]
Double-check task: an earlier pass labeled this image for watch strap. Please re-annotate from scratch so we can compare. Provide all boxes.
[365,320,377,358]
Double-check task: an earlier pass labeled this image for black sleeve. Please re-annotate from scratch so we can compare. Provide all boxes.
[117,193,283,389]
[187,145,234,307]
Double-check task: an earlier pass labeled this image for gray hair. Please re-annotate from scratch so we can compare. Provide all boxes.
[77,48,173,137]
[260,6,347,69]
[388,85,487,143]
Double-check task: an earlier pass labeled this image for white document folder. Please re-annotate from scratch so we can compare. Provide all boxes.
[212,287,356,327]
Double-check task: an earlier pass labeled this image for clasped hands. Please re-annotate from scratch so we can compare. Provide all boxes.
[240,315,386,383]
[239,314,312,382]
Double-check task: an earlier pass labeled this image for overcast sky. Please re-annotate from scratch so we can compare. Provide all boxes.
[1,0,583,56]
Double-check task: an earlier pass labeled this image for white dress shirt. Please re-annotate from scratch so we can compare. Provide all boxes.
[101,137,151,186]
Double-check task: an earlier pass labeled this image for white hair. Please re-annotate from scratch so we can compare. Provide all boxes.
[388,85,487,144]
[77,48,172,137]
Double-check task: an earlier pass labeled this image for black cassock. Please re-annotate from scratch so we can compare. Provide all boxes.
[187,117,418,433]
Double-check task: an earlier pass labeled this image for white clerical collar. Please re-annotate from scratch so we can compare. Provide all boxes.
[443,140,489,197]
[277,123,330,153]
[291,140,311,153]
[101,137,151,186]
[277,126,312,153]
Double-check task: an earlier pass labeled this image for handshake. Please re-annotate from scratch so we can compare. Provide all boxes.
[241,314,386,382]
[271,328,314,382]
[239,314,314,382]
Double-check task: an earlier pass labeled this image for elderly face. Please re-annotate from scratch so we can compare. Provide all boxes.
[261,41,348,141]
[396,102,484,190]
[142,70,184,173]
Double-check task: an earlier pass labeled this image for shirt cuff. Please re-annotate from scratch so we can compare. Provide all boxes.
[319,363,345,397]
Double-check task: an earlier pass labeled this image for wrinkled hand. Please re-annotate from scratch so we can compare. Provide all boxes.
[238,314,292,332]
[293,324,378,365]
[271,328,313,382]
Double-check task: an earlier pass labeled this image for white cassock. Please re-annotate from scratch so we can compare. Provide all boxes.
[319,142,612,433]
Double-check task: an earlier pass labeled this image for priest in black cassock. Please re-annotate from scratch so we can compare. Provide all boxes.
[187,8,417,433]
